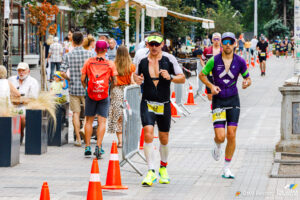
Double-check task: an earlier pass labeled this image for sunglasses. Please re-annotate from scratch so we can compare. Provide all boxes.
[149,42,161,47]
[222,39,235,45]
[213,38,220,41]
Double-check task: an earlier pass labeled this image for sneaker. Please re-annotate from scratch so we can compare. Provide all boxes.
[159,167,170,184]
[211,143,221,161]
[79,128,85,138]
[84,146,92,157]
[222,168,235,179]
[94,146,102,159]
[100,146,105,155]
[74,140,82,147]
[142,170,157,186]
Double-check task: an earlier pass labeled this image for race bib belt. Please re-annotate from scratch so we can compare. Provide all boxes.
[147,101,164,115]
[212,108,226,123]
[260,52,266,57]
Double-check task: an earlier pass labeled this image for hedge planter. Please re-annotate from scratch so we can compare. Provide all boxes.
[48,103,69,146]
[25,110,48,155]
[0,116,21,167]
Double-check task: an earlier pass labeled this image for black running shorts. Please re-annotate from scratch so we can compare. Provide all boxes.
[212,95,240,129]
[140,100,171,132]
[259,54,266,62]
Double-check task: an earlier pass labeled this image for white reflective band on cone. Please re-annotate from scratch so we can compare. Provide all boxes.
[89,173,100,182]
[189,89,193,93]
[110,153,119,161]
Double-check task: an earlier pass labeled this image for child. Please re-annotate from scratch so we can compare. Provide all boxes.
[50,71,68,103]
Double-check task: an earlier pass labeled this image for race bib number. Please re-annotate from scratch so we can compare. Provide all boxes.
[212,108,226,123]
[147,101,164,115]
[260,53,266,57]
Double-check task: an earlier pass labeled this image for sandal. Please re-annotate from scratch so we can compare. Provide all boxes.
[117,143,122,148]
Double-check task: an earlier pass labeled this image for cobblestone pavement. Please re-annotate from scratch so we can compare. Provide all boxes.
[1,56,299,200]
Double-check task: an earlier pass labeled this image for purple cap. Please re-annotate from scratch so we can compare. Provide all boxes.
[221,32,236,41]
[95,40,109,51]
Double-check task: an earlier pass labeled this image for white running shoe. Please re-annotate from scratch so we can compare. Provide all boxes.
[211,143,221,161]
[222,168,235,179]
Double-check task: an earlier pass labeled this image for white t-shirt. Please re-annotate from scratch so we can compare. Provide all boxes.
[0,79,10,102]
[8,75,40,99]
[250,38,259,49]
[133,48,150,65]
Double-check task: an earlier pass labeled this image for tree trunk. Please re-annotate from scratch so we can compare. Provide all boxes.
[0,0,4,65]
[283,0,287,26]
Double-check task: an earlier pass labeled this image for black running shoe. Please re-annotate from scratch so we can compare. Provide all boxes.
[85,146,92,157]
[94,145,102,159]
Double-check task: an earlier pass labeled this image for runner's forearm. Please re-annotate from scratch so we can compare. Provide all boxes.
[171,74,185,84]
[199,72,213,89]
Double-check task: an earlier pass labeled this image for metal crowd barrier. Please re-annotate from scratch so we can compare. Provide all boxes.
[194,59,208,101]
[119,85,146,176]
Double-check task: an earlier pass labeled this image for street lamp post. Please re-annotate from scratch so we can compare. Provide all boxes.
[254,0,257,36]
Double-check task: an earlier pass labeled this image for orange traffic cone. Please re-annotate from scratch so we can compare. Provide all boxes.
[184,86,196,105]
[251,57,255,67]
[246,59,249,68]
[102,141,128,190]
[87,159,103,200]
[139,128,144,150]
[171,91,180,118]
[40,182,50,200]
[267,52,269,59]
[256,56,259,64]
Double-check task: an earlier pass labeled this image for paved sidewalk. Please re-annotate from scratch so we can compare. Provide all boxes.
[1,56,299,200]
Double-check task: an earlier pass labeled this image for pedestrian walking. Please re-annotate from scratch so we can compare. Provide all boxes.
[48,37,63,81]
[81,40,116,159]
[203,35,211,48]
[238,34,245,55]
[60,32,94,147]
[107,38,117,61]
[82,35,96,52]
[107,46,136,148]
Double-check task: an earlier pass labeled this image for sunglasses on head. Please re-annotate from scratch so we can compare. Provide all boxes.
[222,39,235,45]
[149,42,161,47]
[213,38,220,41]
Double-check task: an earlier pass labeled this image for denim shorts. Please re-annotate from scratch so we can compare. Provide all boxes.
[85,96,110,118]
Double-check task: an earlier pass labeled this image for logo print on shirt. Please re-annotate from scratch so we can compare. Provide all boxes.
[223,79,230,84]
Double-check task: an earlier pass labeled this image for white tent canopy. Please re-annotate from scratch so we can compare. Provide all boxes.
[109,0,215,48]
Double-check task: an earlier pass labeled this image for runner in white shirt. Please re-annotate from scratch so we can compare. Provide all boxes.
[250,35,258,56]
[8,62,40,144]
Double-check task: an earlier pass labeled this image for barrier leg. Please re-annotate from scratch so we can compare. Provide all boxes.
[179,103,191,115]
[137,151,146,162]
[120,158,143,176]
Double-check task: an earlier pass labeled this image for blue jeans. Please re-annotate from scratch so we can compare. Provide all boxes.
[50,62,61,79]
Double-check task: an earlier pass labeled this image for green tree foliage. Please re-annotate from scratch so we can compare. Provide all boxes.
[208,0,243,34]
[160,0,193,41]
[66,0,114,34]
[264,18,289,39]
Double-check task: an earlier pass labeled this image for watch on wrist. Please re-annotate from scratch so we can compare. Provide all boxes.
[170,75,174,81]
